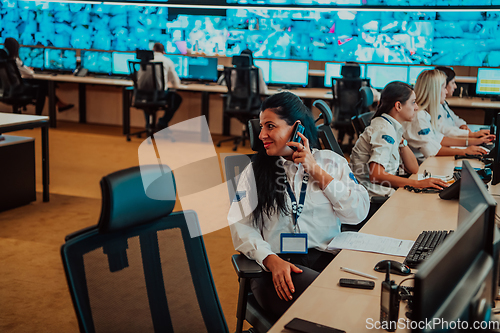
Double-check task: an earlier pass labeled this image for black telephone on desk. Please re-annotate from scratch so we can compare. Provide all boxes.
[74,66,88,77]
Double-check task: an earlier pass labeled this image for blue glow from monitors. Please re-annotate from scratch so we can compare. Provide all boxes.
[81,51,112,74]
[270,60,309,86]
[409,66,434,85]
[112,52,136,75]
[324,63,342,87]
[366,64,409,90]
[476,68,500,96]
[254,59,270,83]
[19,47,44,69]
[166,55,185,77]
[183,56,219,81]
[44,49,77,72]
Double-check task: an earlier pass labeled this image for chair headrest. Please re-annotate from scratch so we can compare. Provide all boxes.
[359,86,374,108]
[248,119,264,152]
[232,55,251,68]
[313,100,333,126]
[341,63,361,78]
[98,165,176,233]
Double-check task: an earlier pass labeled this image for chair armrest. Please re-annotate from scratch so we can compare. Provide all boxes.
[232,254,264,279]
[371,196,389,205]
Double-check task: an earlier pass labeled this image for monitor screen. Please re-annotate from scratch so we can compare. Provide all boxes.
[81,51,112,74]
[19,47,44,70]
[254,59,270,83]
[270,60,308,86]
[182,56,218,81]
[112,52,136,75]
[44,49,77,72]
[324,63,343,88]
[166,55,185,78]
[476,68,500,96]
[366,64,408,90]
[408,66,434,85]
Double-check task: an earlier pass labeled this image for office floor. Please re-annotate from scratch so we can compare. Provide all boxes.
[0,121,253,332]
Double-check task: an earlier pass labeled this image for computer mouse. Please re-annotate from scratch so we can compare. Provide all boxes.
[374,260,411,276]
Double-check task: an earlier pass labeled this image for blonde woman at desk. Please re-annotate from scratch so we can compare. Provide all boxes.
[403,69,494,162]
[349,82,449,221]
[228,92,369,317]
[435,66,490,138]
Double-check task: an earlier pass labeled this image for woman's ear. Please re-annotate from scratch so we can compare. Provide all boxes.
[395,101,402,112]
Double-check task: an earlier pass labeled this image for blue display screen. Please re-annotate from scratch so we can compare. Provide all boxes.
[44,49,77,71]
[254,59,270,83]
[476,68,500,96]
[408,66,434,85]
[81,51,112,74]
[366,64,409,90]
[19,47,44,69]
[270,60,309,86]
[112,52,136,75]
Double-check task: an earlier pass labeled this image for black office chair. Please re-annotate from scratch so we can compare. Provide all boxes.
[331,64,370,153]
[217,55,261,151]
[351,86,375,137]
[61,165,229,333]
[0,58,38,114]
[126,60,173,141]
[312,99,343,156]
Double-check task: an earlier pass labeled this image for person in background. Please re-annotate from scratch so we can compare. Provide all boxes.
[3,37,74,115]
[350,81,448,222]
[152,42,183,131]
[434,66,490,138]
[403,69,494,162]
[229,92,369,318]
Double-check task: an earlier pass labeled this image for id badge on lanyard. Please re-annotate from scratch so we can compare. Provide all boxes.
[280,174,309,254]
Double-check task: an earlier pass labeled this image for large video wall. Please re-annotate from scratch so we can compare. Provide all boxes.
[1,0,499,67]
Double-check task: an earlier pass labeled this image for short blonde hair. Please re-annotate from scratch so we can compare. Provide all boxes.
[414,69,446,131]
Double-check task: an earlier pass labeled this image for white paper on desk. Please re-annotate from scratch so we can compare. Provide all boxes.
[327,232,414,257]
[417,174,454,181]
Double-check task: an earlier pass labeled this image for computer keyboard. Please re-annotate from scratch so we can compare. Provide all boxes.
[404,230,454,268]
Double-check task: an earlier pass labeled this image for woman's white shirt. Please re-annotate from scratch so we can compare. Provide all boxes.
[437,103,468,137]
[403,110,444,162]
[16,58,34,78]
[349,114,404,198]
[228,149,369,269]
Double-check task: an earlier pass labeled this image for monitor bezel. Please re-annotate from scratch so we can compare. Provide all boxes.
[269,60,309,87]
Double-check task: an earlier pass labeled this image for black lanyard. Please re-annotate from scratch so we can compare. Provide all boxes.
[284,173,309,232]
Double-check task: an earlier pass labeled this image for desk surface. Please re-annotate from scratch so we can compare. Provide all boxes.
[32,73,133,86]
[447,97,500,109]
[0,113,49,127]
[268,156,487,333]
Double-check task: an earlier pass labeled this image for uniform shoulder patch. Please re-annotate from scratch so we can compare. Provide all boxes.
[349,172,359,184]
[233,191,246,202]
[418,128,431,135]
[438,114,442,120]
[381,135,395,144]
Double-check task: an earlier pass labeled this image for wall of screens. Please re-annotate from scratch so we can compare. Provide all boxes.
[1,1,499,67]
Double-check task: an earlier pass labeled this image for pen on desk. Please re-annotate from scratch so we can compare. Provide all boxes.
[340,267,378,280]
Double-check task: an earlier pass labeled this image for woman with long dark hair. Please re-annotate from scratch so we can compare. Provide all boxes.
[350,81,448,200]
[3,37,74,115]
[229,91,369,317]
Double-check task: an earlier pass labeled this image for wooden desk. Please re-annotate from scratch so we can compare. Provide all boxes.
[0,113,50,202]
[268,156,485,333]
[447,97,500,124]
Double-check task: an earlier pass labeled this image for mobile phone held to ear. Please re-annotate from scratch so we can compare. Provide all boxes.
[289,122,305,151]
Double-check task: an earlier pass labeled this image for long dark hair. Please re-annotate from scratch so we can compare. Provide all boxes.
[4,37,20,59]
[251,91,318,227]
[435,66,455,85]
[373,81,414,118]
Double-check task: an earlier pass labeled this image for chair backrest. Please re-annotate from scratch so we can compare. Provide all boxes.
[333,77,371,123]
[312,99,332,126]
[128,61,167,108]
[232,54,251,68]
[61,165,229,333]
[0,59,25,99]
[248,118,264,152]
[358,86,374,115]
[358,111,376,132]
[224,66,261,113]
[312,100,343,156]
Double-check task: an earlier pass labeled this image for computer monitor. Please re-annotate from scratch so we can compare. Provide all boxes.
[324,63,342,88]
[166,55,184,78]
[181,56,218,82]
[81,51,112,75]
[136,50,154,62]
[491,112,500,186]
[44,49,77,72]
[270,60,309,87]
[476,68,500,97]
[413,161,497,333]
[112,52,136,75]
[19,47,44,70]
[366,64,408,90]
[408,66,434,85]
[254,59,270,83]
